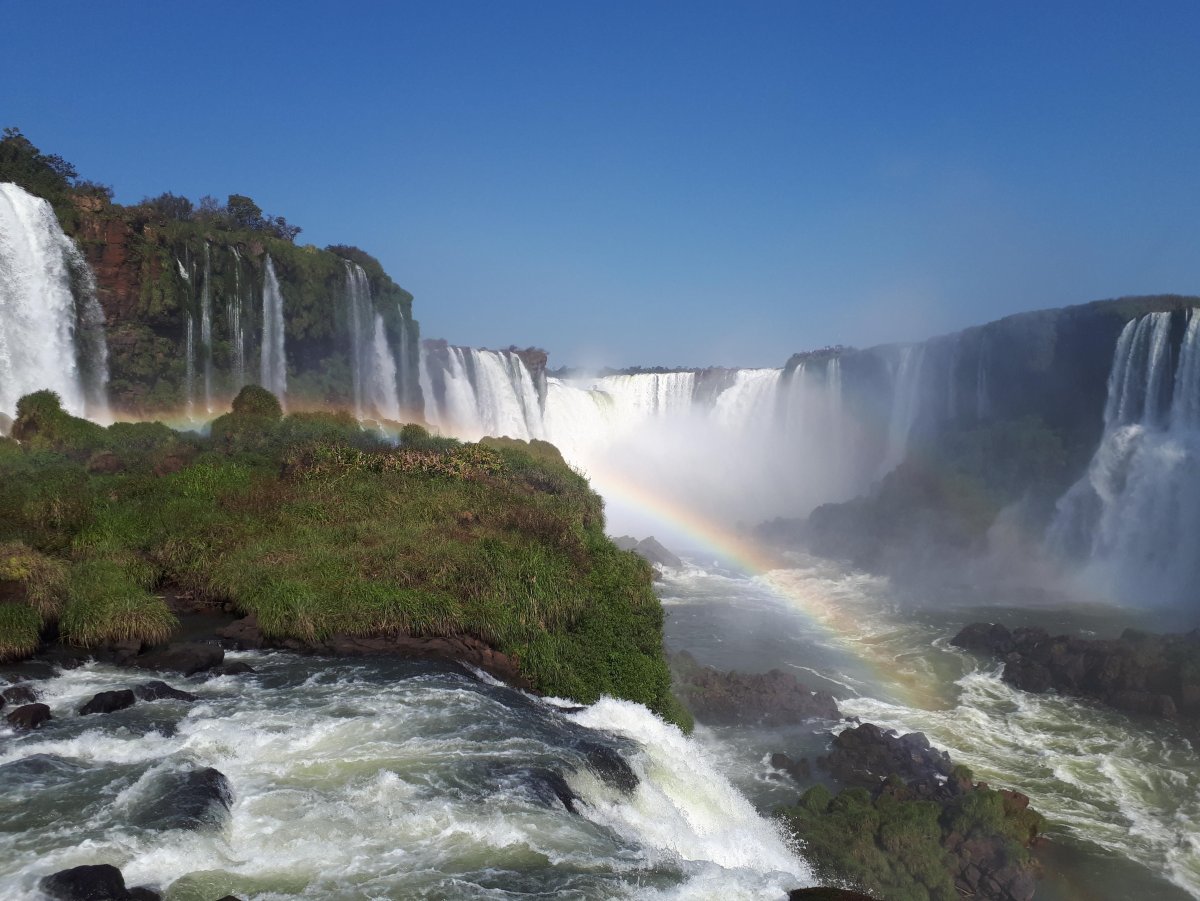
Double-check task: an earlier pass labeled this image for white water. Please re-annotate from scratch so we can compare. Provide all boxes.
[260,256,287,403]
[0,654,809,900]
[227,247,246,392]
[1048,310,1200,605]
[200,244,213,413]
[421,347,881,533]
[0,183,109,419]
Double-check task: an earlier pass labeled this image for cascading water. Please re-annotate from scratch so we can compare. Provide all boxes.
[0,183,109,420]
[200,243,213,413]
[879,344,925,476]
[260,255,287,402]
[343,261,405,421]
[184,315,195,418]
[1047,310,1200,606]
[227,247,246,392]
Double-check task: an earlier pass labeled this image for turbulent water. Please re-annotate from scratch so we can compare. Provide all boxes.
[658,555,1200,901]
[0,182,109,420]
[1048,309,1200,606]
[0,654,809,900]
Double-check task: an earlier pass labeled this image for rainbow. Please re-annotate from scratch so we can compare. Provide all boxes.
[583,461,940,708]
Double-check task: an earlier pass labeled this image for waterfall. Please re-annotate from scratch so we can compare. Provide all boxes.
[200,243,213,412]
[420,346,888,525]
[342,262,406,421]
[879,344,925,475]
[184,315,195,418]
[260,255,287,402]
[0,183,109,419]
[1047,310,1200,606]
[227,248,246,392]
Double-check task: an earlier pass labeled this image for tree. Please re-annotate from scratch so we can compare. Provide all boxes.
[226,194,264,230]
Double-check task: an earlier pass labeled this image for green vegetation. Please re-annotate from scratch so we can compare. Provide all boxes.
[778,771,1044,901]
[0,389,687,727]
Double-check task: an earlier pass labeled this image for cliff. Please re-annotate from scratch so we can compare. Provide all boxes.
[1,129,422,419]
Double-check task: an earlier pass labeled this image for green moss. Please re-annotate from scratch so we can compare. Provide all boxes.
[59,558,175,647]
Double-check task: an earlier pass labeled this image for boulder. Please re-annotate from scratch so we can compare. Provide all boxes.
[580,742,638,794]
[136,767,232,831]
[40,864,128,900]
[211,660,255,676]
[133,680,196,702]
[2,682,39,705]
[132,642,223,676]
[789,890,878,900]
[80,689,136,716]
[6,702,51,730]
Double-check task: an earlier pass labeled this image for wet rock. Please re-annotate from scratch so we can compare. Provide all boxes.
[133,767,232,831]
[952,622,1200,724]
[671,651,840,727]
[211,660,255,676]
[133,680,196,702]
[127,889,161,901]
[819,722,953,788]
[770,751,811,782]
[132,642,224,676]
[789,890,878,900]
[40,863,129,900]
[6,702,51,730]
[522,766,580,813]
[2,682,39,705]
[580,742,638,794]
[80,689,136,716]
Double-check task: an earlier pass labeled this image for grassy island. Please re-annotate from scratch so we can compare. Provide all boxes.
[0,387,690,729]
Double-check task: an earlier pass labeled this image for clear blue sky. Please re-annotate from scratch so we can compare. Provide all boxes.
[4,1,1198,367]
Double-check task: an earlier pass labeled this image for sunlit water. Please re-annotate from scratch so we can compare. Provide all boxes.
[0,654,808,900]
[659,555,1200,901]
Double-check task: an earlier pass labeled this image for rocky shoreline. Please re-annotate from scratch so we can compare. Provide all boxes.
[952,622,1200,724]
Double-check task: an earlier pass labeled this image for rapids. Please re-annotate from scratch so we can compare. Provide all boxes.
[0,654,809,900]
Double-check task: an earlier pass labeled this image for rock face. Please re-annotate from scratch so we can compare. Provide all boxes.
[614,536,683,568]
[820,722,952,787]
[779,723,1043,901]
[79,689,136,716]
[671,651,839,726]
[951,622,1200,722]
[6,702,51,730]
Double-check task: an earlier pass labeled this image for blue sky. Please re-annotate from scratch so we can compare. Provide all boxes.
[4,1,1198,367]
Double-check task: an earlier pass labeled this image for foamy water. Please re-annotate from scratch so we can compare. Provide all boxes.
[0,653,809,900]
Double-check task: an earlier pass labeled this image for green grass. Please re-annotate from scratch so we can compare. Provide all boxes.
[0,391,688,727]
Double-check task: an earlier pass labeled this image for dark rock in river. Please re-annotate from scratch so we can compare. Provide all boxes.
[789,890,879,900]
[521,766,580,813]
[580,742,638,794]
[134,767,233,831]
[819,722,953,788]
[133,680,197,702]
[770,751,811,782]
[132,642,224,676]
[80,689,136,716]
[952,622,1200,722]
[6,702,51,730]
[40,863,131,900]
[671,651,839,726]
[211,660,255,676]
[3,682,39,705]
